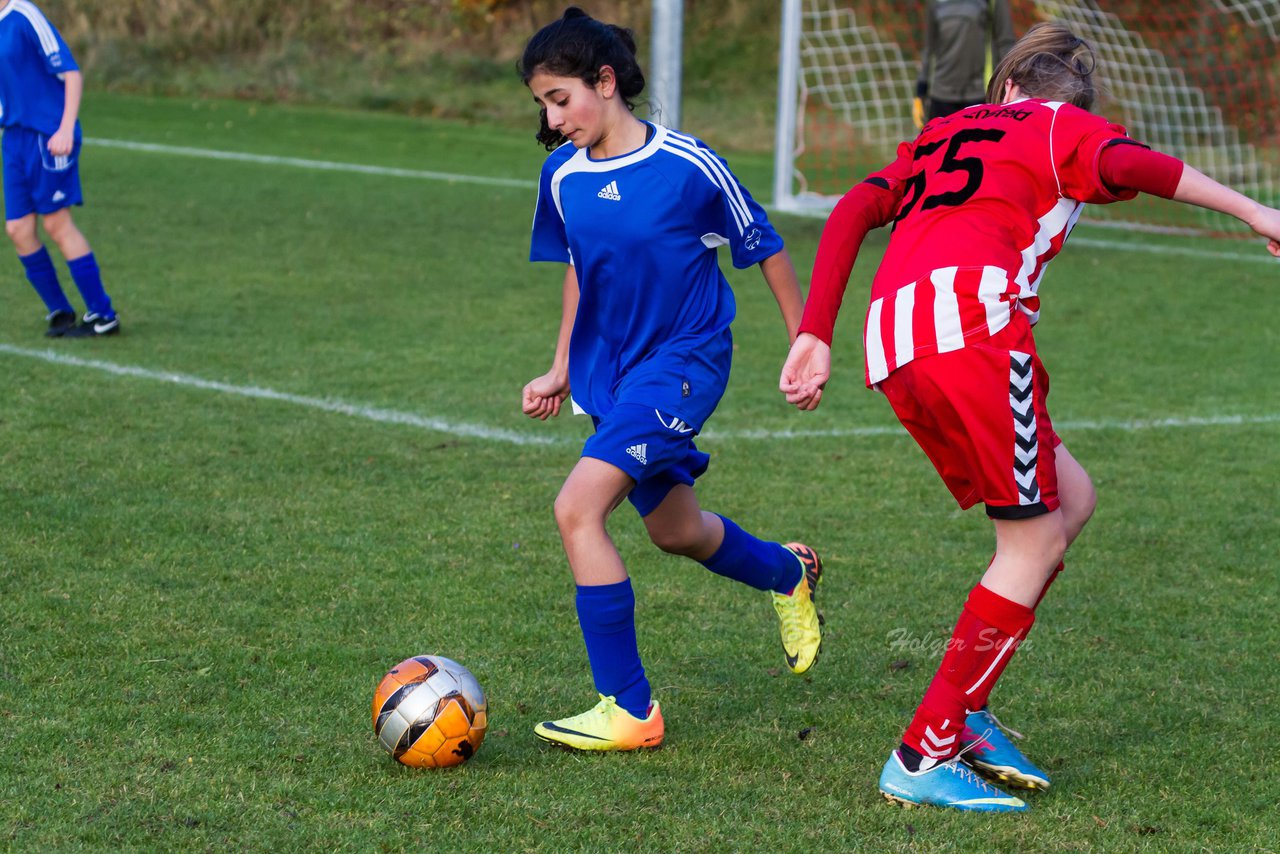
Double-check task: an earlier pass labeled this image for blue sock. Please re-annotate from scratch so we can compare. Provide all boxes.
[700,515,802,593]
[575,579,650,718]
[19,247,73,315]
[66,252,114,319]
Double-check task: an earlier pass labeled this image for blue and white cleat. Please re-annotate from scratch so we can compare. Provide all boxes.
[879,750,1027,812]
[962,708,1050,790]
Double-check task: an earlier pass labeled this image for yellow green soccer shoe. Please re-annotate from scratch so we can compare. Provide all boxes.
[771,543,824,674]
[534,694,664,751]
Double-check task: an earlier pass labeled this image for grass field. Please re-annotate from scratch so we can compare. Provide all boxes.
[2,93,1278,851]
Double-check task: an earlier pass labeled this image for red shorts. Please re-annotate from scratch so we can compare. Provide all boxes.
[878,317,1061,519]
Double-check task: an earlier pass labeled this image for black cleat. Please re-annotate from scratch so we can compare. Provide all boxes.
[62,312,121,338]
[44,309,78,337]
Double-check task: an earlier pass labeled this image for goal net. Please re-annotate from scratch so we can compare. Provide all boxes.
[774,0,1280,235]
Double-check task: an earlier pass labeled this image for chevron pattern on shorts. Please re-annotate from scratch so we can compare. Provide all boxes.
[1009,352,1040,505]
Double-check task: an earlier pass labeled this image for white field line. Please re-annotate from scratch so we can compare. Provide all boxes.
[2,344,1277,445]
[53,138,1275,442]
[87,138,538,190]
[1069,237,1280,265]
[0,344,555,446]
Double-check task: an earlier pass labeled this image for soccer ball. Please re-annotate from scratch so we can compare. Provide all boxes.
[371,655,488,768]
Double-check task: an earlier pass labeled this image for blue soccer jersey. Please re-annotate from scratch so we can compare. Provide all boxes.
[0,0,78,134]
[529,123,783,430]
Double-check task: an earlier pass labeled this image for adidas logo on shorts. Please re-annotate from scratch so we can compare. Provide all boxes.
[626,443,648,465]
[597,180,621,201]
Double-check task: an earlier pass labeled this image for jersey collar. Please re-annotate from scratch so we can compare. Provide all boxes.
[580,121,668,169]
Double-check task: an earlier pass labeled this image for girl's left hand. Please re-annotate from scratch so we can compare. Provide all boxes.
[1245,203,1280,257]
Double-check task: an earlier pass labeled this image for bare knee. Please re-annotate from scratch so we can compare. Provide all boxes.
[1058,475,1097,547]
[1069,484,1097,540]
[1043,525,1070,568]
[552,491,581,537]
[647,520,703,556]
[1055,445,1097,545]
[553,488,604,541]
[5,217,39,254]
[40,210,82,249]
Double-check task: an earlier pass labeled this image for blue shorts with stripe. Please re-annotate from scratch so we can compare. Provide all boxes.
[2,126,83,220]
[583,403,711,517]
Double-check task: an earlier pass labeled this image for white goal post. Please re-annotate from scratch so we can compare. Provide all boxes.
[650,0,685,130]
[773,0,1280,234]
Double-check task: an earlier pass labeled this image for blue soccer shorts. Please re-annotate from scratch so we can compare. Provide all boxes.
[2,126,84,220]
[582,403,711,517]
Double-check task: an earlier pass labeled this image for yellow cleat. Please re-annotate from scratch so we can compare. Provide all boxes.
[534,694,664,751]
[772,543,824,674]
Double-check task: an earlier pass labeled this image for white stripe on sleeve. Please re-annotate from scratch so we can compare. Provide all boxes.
[15,1,59,56]
[667,132,753,230]
[661,134,750,233]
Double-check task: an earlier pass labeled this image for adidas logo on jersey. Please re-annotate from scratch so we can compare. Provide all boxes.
[597,180,621,201]
[51,190,66,203]
[625,443,648,465]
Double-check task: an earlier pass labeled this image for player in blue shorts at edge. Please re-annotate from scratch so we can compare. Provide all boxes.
[519,7,824,751]
[0,0,118,337]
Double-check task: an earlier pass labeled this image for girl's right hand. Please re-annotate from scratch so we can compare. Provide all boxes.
[47,127,75,157]
[779,333,831,411]
[522,370,570,420]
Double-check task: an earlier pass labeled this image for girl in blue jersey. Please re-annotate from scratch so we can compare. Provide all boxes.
[0,0,118,337]
[520,7,824,751]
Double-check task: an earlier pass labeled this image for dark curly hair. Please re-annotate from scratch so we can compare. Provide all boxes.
[518,7,646,150]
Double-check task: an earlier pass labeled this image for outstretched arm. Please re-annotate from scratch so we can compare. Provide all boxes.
[522,265,577,420]
[1172,166,1280,256]
[1100,144,1280,257]
[759,249,804,343]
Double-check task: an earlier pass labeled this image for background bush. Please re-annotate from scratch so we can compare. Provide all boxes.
[43,0,783,150]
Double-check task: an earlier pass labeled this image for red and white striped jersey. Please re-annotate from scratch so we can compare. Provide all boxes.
[859,98,1136,385]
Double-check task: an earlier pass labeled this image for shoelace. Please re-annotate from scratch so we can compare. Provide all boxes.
[593,695,620,717]
[941,739,1002,793]
[945,758,1000,793]
[977,708,1025,740]
[559,695,619,728]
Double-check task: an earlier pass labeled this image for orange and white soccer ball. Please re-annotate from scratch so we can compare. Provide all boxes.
[372,655,488,768]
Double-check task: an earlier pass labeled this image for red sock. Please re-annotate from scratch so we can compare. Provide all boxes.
[902,583,1035,764]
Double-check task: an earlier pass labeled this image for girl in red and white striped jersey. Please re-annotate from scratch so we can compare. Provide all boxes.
[780,21,1280,812]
